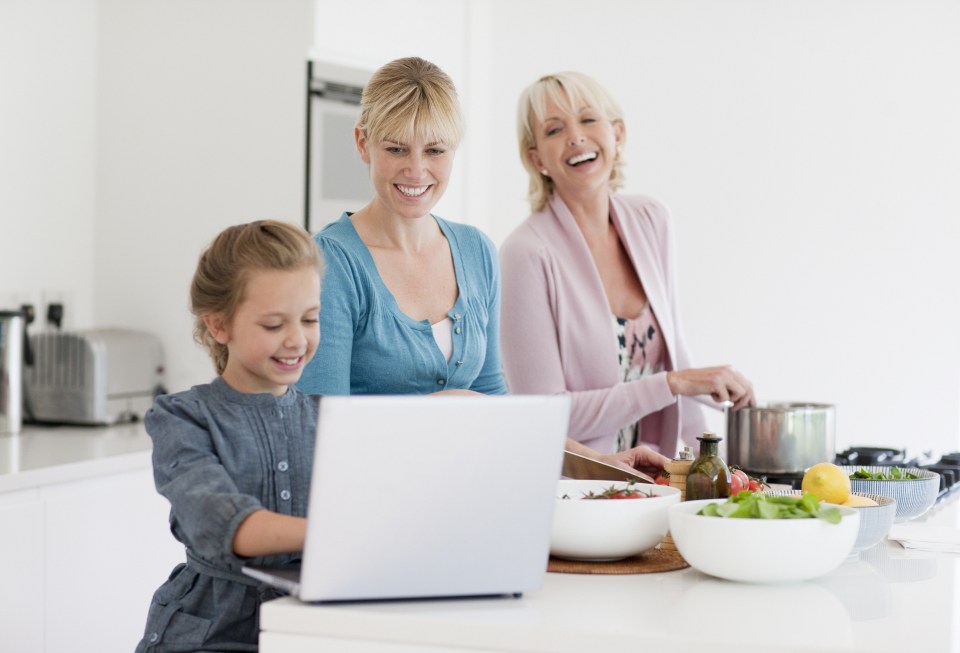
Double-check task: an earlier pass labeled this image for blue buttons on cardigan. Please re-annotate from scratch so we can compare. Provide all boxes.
[278,461,289,472]
[437,379,446,386]
[280,490,291,501]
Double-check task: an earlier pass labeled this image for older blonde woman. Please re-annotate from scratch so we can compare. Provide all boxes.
[500,72,755,474]
[299,57,506,396]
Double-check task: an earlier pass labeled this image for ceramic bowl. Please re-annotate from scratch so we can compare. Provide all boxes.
[550,480,680,561]
[767,489,897,555]
[847,493,898,553]
[840,465,939,522]
[668,499,859,583]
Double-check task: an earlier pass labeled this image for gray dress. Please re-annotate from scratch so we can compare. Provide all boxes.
[136,377,318,652]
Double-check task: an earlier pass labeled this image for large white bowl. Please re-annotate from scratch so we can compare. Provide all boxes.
[668,499,860,583]
[550,480,680,561]
[841,465,940,522]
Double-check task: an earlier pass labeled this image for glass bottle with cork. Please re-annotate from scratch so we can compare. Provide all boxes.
[685,432,731,500]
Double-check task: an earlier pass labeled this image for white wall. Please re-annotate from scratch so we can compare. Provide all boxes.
[92,0,314,392]
[478,0,960,455]
[2,0,958,456]
[0,0,99,327]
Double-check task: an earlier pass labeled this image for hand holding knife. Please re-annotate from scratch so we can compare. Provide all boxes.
[561,450,657,484]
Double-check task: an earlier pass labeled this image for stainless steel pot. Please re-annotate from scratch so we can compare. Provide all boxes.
[726,402,835,474]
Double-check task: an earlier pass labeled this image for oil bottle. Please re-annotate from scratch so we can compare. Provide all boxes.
[685,432,731,500]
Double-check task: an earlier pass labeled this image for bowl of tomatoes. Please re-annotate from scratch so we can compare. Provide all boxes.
[550,479,681,562]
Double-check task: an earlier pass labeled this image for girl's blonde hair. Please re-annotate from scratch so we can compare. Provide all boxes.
[517,72,627,213]
[358,57,463,149]
[190,220,324,375]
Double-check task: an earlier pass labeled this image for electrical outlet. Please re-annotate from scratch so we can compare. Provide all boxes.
[41,289,73,331]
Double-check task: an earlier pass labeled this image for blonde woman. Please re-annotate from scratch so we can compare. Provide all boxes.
[500,72,755,474]
[299,57,506,396]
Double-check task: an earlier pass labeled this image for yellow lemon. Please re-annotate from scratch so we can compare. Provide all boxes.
[802,462,851,504]
[843,494,879,507]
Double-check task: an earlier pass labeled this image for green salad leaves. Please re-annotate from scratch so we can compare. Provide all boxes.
[849,466,921,480]
[697,491,843,524]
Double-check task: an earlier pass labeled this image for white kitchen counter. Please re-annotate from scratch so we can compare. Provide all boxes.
[0,421,152,493]
[0,421,185,653]
[260,493,960,653]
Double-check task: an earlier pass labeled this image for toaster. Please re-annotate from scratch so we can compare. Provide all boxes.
[24,328,166,425]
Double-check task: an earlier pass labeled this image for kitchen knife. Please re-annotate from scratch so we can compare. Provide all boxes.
[561,450,656,484]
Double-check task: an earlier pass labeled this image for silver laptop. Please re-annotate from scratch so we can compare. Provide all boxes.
[242,394,569,603]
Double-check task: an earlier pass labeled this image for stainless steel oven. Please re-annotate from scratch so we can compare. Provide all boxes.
[304,59,373,232]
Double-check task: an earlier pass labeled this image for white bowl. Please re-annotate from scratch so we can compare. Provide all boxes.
[841,465,940,522]
[668,499,860,583]
[550,480,681,561]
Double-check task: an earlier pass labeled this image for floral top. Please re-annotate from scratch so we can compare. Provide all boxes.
[613,306,666,452]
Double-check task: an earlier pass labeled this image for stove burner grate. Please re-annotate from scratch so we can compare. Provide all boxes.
[741,470,804,491]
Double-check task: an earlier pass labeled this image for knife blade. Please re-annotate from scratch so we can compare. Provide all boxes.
[561,450,656,484]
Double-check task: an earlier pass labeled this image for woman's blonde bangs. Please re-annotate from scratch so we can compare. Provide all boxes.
[359,57,463,148]
[368,99,462,149]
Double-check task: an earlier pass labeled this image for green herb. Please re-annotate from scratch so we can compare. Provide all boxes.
[696,491,842,524]
[849,466,921,480]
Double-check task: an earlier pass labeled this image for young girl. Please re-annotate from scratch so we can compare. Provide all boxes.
[136,220,324,653]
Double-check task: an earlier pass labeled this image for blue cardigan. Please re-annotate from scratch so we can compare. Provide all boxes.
[298,213,508,396]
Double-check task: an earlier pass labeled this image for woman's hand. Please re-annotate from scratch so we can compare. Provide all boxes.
[566,438,670,477]
[666,366,756,410]
[599,446,671,477]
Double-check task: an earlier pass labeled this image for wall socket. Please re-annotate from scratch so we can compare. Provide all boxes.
[40,289,73,331]
[0,289,75,330]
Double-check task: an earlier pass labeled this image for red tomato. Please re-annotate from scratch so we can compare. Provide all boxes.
[747,479,763,492]
[603,491,645,499]
[730,468,749,494]
[730,474,744,494]
[655,472,671,486]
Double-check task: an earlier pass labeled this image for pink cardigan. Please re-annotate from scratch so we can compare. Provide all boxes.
[499,193,707,456]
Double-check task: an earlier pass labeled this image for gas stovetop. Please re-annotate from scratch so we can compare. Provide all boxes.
[741,447,960,500]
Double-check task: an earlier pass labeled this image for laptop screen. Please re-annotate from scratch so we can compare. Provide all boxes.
[298,394,570,602]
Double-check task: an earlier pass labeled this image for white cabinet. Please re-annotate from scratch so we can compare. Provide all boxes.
[0,490,44,652]
[43,466,183,653]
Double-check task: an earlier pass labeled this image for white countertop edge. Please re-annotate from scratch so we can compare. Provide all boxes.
[259,595,855,653]
[0,449,153,494]
[259,596,646,653]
